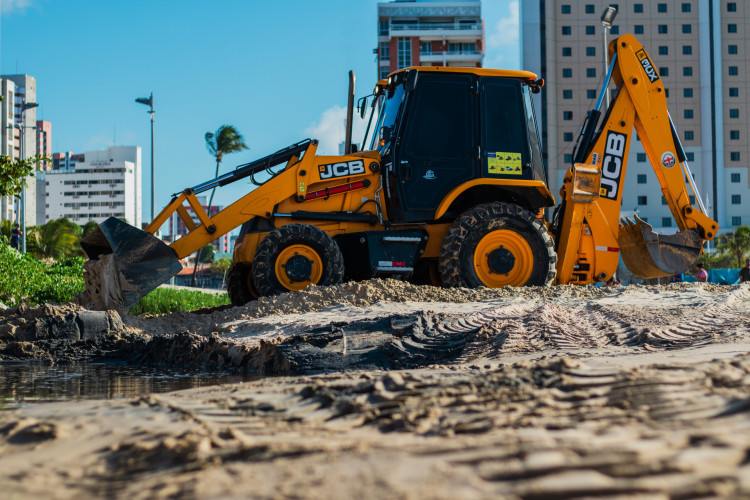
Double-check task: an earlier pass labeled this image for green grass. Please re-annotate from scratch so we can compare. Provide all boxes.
[129,287,230,315]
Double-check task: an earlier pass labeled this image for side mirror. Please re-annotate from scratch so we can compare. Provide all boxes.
[358,97,368,119]
[404,69,419,93]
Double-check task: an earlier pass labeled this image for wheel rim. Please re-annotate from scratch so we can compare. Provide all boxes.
[275,244,323,291]
[474,230,533,287]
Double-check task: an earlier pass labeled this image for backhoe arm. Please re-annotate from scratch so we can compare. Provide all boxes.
[554,34,718,285]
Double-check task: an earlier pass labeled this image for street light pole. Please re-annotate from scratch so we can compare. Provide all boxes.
[135,93,154,223]
[600,6,618,108]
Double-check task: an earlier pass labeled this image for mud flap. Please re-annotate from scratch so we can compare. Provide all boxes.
[78,217,182,311]
[618,216,703,278]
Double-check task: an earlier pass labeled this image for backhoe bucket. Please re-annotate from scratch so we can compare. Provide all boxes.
[618,216,703,279]
[78,217,182,311]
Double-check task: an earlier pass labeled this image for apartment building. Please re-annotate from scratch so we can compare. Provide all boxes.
[521,0,748,233]
[168,196,229,253]
[0,74,38,226]
[36,120,52,168]
[37,146,142,227]
[377,0,484,80]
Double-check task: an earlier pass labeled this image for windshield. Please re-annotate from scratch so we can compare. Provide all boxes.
[368,83,406,154]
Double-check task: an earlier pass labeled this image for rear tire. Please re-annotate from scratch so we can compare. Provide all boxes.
[226,263,258,306]
[252,224,344,297]
[439,202,556,288]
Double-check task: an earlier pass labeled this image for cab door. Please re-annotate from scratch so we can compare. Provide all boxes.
[392,73,477,222]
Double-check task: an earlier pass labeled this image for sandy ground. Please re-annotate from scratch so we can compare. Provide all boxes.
[2,281,750,499]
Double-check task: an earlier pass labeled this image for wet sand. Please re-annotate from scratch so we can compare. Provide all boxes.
[2,281,750,499]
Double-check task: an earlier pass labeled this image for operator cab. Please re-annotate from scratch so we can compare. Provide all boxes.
[362,67,548,223]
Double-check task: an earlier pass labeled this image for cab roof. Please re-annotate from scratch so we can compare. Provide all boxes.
[388,66,539,81]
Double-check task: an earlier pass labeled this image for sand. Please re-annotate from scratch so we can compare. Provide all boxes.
[2,280,750,499]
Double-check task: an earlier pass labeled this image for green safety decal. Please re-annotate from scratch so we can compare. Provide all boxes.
[488,151,522,175]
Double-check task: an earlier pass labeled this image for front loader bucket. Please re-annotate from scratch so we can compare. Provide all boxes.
[78,217,182,311]
[618,216,703,279]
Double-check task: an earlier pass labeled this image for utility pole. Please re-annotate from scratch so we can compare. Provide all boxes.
[135,93,155,222]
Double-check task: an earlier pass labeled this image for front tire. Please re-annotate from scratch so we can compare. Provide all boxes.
[226,262,258,306]
[252,224,345,297]
[439,202,556,288]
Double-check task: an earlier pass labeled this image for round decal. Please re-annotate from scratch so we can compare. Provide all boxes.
[661,152,676,168]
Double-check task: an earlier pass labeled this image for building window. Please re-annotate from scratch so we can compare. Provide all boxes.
[662,218,673,227]
[585,4,595,14]
[731,152,740,161]
[731,173,741,183]
[682,24,692,34]
[731,194,741,204]
[634,3,643,13]
[611,26,619,34]
[586,25,595,35]
[659,46,668,55]
[682,45,692,55]
[730,108,740,118]
[564,154,573,163]
[682,2,691,12]
[684,88,693,98]
[564,132,573,142]
[586,47,596,56]
[658,3,667,12]
[561,4,571,14]
[660,67,669,76]
[638,196,648,205]
[684,131,694,141]
[686,152,695,161]
[563,111,573,121]
[397,37,411,68]
[728,44,738,55]
[732,216,742,226]
[637,153,647,162]
[379,20,389,36]
[729,87,739,97]
[683,67,693,76]
[563,89,573,99]
[562,47,572,56]
[730,130,740,140]
[662,196,668,206]
[379,42,390,60]
[637,174,647,184]
[562,26,572,35]
[727,2,737,12]
[728,24,737,33]
[562,68,572,78]
[587,89,596,99]
[729,66,739,76]
[420,42,431,55]
[658,25,668,34]
[586,68,596,78]
[684,109,694,119]
[634,25,644,34]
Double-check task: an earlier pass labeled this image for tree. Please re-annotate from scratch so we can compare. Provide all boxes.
[0,154,49,197]
[29,218,83,260]
[81,220,99,239]
[717,225,750,268]
[197,243,215,263]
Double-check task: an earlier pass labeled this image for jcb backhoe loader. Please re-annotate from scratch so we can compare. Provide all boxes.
[80,34,717,310]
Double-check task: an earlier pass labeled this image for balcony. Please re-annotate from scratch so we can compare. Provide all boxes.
[420,49,483,64]
[388,22,482,38]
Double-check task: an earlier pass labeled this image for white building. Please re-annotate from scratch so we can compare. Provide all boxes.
[1,74,38,227]
[37,146,142,227]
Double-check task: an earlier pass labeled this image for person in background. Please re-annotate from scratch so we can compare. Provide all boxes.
[694,262,708,282]
[9,223,22,250]
[740,258,750,284]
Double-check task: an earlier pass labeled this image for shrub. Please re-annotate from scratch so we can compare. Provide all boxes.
[129,287,230,316]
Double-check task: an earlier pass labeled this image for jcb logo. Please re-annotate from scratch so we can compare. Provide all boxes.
[319,160,365,179]
[600,131,627,200]
[636,49,660,83]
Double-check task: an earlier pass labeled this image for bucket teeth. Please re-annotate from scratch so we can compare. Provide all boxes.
[618,216,702,279]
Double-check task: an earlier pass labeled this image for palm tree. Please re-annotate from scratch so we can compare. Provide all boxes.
[718,225,750,267]
[30,218,82,260]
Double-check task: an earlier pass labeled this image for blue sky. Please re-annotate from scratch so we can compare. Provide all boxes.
[1,0,520,219]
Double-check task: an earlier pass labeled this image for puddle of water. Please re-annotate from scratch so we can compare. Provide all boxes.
[0,362,257,410]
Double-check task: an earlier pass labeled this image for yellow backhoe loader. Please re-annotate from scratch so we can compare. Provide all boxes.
[80,34,717,310]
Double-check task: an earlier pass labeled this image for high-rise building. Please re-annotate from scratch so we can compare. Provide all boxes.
[377,0,484,80]
[37,146,142,227]
[36,120,52,169]
[521,0,748,233]
[0,74,38,226]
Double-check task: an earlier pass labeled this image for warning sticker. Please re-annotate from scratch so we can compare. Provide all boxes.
[487,152,523,175]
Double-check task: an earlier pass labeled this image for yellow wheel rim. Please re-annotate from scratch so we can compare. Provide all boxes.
[275,244,323,291]
[474,230,533,287]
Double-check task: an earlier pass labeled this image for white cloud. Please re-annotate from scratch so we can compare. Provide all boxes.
[303,104,368,155]
[486,1,520,68]
[1,0,33,14]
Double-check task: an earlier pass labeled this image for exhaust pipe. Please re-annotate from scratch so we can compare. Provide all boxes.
[344,70,355,154]
[618,216,703,278]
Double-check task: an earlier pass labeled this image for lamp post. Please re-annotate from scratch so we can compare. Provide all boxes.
[600,6,618,108]
[135,93,154,223]
[19,100,38,253]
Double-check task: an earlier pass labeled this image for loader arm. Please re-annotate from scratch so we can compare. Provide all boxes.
[554,34,718,285]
